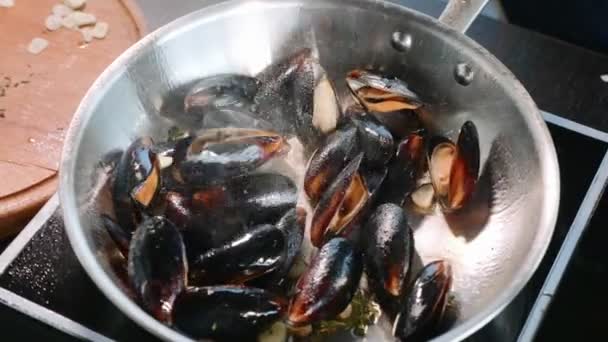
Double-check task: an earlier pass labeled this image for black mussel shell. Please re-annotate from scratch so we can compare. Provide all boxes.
[310,154,369,247]
[178,128,290,186]
[287,238,363,326]
[254,49,312,134]
[113,137,161,232]
[291,57,341,150]
[183,211,248,262]
[192,173,297,226]
[101,214,130,257]
[448,121,480,211]
[127,216,187,323]
[361,166,388,201]
[172,286,287,340]
[346,69,423,112]
[190,224,286,285]
[393,260,453,341]
[250,207,307,289]
[304,125,360,206]
[184,74,259,117]
[364,204,413,313]
[371,109,423,141]
[377,132,426,206]
[163,191,192,229]
[350,109,395,167]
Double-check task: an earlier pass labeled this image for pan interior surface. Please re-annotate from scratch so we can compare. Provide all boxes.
[60,0,559,341]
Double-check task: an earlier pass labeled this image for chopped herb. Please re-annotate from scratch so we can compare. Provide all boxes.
[167,126,188,142]
[20,80,30,85]
[310,290,382,340]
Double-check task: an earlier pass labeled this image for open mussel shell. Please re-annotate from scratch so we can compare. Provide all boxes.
[312,69,341,135]
[113,137,161,232]
[363,204,413,313]
[393,260,453,341]
[428,135,457,201]
[377,132,426,206]
[304,125,360,206]
[346,69,423,112]
[428,121,480,211]
[190,224,286,285]
[192,173,297,226]
[310,154,369,247]
[172,286,287,340]
[448,120,480,210]
[287,238,363,326]
[127,216,187,323]
[409,183,437,214]
[183,74,259,117]
[349,109,395,167]
[177,128,290,186]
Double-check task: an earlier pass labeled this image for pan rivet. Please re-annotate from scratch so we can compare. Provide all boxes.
[454,63,474,86]
[391,31,412,52]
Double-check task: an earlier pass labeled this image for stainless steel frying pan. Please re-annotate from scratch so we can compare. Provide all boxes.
[59,0,560,340]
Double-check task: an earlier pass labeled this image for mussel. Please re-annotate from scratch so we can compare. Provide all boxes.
[176,128,290,186]
[249,208,307,289]
[428,121,480,211]
[101,214,130,256]
[254,49,313,134]
[163,191,192,230]
[449,121,480,210]
[270,208,306,280]
[190,223,286,285]
[363,204,413,313]
[184,74,259,117]
[377,132,426,206]
[192,173,297,225]
[127,216,187,323]
[393,260,453,341]
[349,109,395,167]
[255,49,340,149]
[113,137,161,232]
[346,70,422,112]
[288,238,363,326]
[172,286,287,340]
[304,125,360,205]
[310,154,369,247]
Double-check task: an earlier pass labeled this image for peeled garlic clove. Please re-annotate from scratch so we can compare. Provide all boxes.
[0,0,15,8]
[92,21,109,39]
[52,3,73,17]
[45,15,62,31]
[64,0,86,10]
[27,38,49,55]
[81,27,93,43]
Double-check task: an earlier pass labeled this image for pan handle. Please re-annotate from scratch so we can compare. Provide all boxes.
[439,0,490,33]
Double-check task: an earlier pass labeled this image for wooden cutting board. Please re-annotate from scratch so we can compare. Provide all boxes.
[0,0,146,238]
